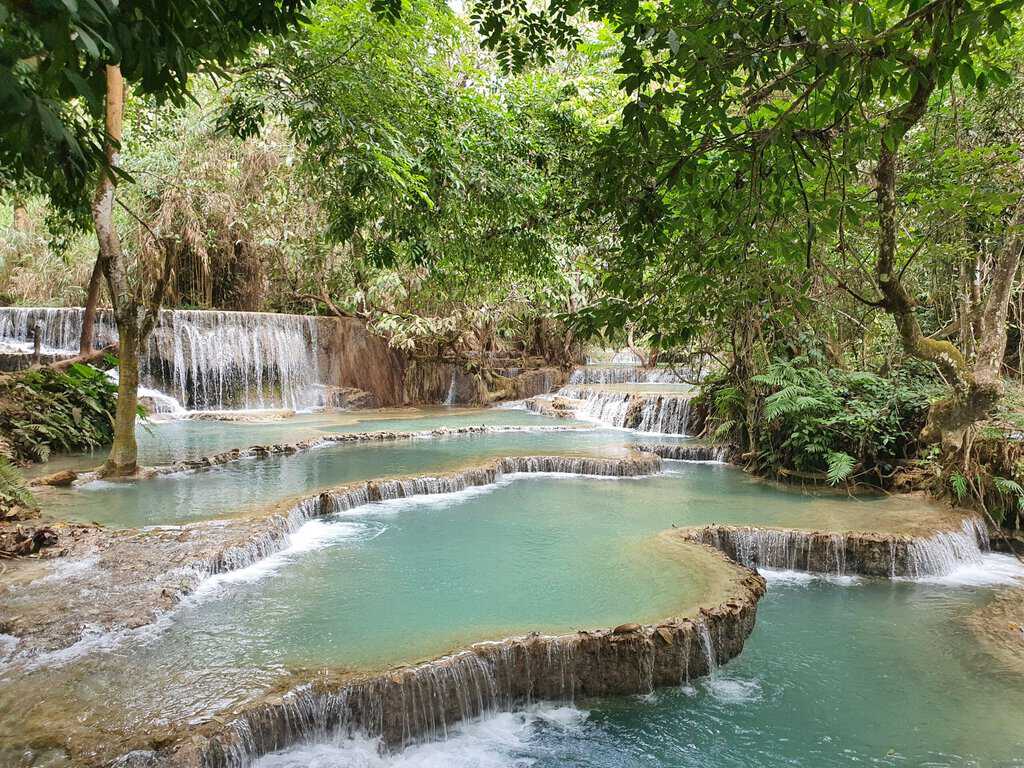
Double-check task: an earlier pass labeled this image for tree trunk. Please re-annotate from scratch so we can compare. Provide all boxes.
[91,64,140,478]
[106,325,139,475]
[923,191,1024,446]
[79,256,104,355]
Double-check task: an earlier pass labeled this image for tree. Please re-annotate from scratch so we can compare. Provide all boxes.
[473,0,1024,448]
[220,0,616,367]
[2,0,310,474]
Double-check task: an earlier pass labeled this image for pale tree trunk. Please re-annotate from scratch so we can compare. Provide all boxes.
[79,256,104,355]
[92,65,138,476]
[91,66,175,477]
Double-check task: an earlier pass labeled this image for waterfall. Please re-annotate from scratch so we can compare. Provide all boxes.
[635,395,691,434]
[183,578,765,767]
[568,366,682,385]
[905,518,988,578]
[0,306,117,353]
[696,621,717,674]
[0,307,321,411]
[683,519,989,578]
[636,443,727,462]
[555,386,693,434]
[444,371,457,406]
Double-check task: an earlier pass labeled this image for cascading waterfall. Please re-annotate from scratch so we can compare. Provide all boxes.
[905,518,989,577]
[0,306,321,411]
[0,306,117,353]
[568,366,682,385]
[636,443,728,462]
[556,385,693,434]
[188,581,763,768]
[683,518,990,578]
[635,395,692,434]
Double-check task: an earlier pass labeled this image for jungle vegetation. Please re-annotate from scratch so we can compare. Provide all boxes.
[2,0,1024,526]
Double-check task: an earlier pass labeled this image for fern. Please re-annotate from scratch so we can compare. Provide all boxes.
[0,458,35,515]
[711,419,737,442]
[949,472,968,501]
[992,476,1024,511]
[826,451,855,485]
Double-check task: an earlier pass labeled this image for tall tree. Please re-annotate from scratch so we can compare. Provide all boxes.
[473,0,1024,448]
[2,0,310,474]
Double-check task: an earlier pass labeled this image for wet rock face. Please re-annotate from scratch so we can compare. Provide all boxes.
[315,316,406,407]
[680,519,989,578]
[168,569,765,768]
[318,386,380,410]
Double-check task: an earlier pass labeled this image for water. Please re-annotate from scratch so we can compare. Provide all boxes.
[253,578,1024,768]
[35,427,956,533]
[0,306,322,411]
[24,406,578,477]
[0,474,737,757]
[4,372,1022,768]
[553,385,695,434]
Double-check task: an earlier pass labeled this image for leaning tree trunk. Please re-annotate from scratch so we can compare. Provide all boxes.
[79,256,104,355]
[874,68,1024,448]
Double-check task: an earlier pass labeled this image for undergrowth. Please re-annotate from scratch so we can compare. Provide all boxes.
[0,361,118,463]
[703,353,941,486]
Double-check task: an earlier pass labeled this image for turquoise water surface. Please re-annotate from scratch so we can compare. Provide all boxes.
[254,575,1024,768]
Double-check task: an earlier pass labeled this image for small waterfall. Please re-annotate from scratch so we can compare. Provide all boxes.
[556,386,693,434]
[635,395,691,434]
[905,518,988,577]
[0,306,117,353]
[444,371,457,406]
[684,519,989,578]
[568,366,682,385]
[636,443,727,462]
[0,306,321,411]
[696,621,717,673]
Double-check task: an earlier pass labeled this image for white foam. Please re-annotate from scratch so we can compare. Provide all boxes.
[703,675,763,704]
[910,553,1024,587]
[252,705,587,768]
[193,520,383,596]
[761,568,861,586]
[28,554,100,586]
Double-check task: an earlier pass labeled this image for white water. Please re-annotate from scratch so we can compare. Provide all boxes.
[444,372,457,406]
[569,366,682,385]
[555,386,693,435]
[0,306,322,411]
[252,705,587,768]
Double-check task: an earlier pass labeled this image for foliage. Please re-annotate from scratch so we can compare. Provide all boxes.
[748,355,940,484]
[0,0,311,216]
[0,457,35,518]
[207,0,621,362]
[0,362,117,463]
